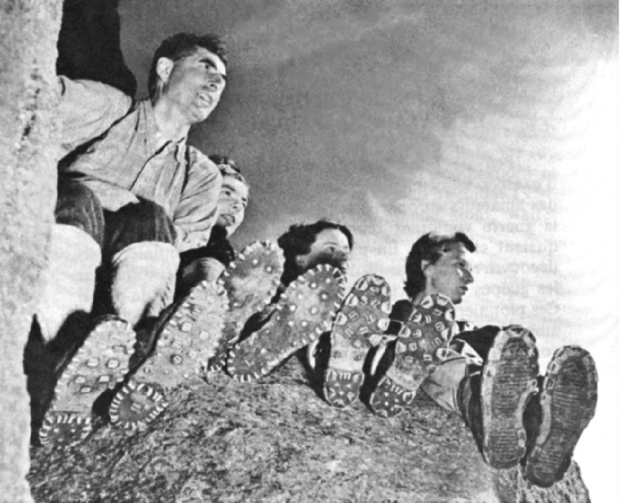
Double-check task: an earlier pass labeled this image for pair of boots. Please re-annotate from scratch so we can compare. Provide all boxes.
[33,224,179,447]
[457,327,598,488]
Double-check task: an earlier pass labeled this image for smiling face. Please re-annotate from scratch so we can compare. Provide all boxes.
[158,46,227,124]
[422,243,474,305]
[295,228,352,276]
[215,176,248,237]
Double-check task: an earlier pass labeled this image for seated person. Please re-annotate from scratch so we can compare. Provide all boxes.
[223,219,354,381]
[32,32,229,447]
[371,232,597,489]
[176,155,249,295]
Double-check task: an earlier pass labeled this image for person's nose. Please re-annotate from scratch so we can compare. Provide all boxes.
[230,200,243,213]
[206,74,225,92]
[463,269,474,285]
[338,251,351,272]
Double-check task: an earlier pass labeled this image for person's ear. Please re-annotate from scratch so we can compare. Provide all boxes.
[156,57,174,85]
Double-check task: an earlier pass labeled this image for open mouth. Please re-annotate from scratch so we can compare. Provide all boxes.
[219,214,235,226]
[198,92,213,107]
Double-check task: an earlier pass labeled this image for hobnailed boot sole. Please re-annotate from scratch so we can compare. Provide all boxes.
[226,264,346,382]
[524,346,597,487]
[39,317,135,448]
[369,294,455,419]
[109,281,228,430]
[481,327,539,469]
[209,241,284,371]
[323,274,391,409]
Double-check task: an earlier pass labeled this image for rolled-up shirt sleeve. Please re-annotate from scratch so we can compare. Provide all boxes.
[58,76,132,154]
[173,148,222,253]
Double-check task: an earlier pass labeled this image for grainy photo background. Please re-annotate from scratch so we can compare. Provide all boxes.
[116,0,618,500]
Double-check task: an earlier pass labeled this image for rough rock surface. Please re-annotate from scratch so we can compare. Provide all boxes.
[28,355,589,502]
[0,0,61,501]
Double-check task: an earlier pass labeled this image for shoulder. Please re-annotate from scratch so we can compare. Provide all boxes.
[186,146,218,172]
[180,146,222,194]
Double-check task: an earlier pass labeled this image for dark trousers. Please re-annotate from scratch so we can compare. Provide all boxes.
[55,176,176,258]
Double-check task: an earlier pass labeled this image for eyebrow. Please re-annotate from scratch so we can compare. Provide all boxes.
[321,241,350,249]
[199,56,227,79]
[221,182,248,205]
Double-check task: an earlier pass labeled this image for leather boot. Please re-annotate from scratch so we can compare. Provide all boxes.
[522,346,597,488]
[457,327,539,469]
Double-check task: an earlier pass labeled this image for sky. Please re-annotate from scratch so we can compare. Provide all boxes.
[119,1,618,499]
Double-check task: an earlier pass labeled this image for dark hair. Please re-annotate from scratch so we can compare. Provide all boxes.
[208,154,248,187]
[277,219,354,286]
[148,32,227,98]
[404,232,476,299]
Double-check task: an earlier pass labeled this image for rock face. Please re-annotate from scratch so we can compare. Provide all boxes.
[28,356,590,502]
[0,0,62,501]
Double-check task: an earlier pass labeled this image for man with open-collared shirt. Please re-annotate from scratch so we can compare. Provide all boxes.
[31,33,230,447]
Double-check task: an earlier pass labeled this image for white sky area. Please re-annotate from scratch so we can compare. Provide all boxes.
[121,2,619,499]
[349,51,619,502]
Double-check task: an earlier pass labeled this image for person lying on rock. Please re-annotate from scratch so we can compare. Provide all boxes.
[360,232,597,489]
[33,32,230,448]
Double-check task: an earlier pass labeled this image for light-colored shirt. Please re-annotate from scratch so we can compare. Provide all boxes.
[57,77,221,252]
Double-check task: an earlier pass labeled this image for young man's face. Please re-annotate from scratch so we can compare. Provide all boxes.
[216,176,248,237]
[295,228,351,276]
[161,47,227,124]
[423,243,474,305]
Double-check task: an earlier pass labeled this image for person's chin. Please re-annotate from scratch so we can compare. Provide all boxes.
[451,294,463,305]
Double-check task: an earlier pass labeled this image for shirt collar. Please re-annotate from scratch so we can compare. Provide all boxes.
[140,99,188,161]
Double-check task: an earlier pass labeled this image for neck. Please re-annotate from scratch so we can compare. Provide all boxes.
[151,96,191,146]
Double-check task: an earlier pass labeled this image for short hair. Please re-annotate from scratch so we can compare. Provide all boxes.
[404,232,476,299]
[277,219,354,286]
[148,32,227,98]
[208,154,248,188]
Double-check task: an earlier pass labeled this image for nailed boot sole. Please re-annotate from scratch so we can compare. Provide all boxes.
[210,241,284,371]
[323,274,391,409]
[39,317,135,448]
[226,264,346,382]
[370,294,455,419]
[524,346,597,487]
[481,328,539,469]
[109,282,228,430]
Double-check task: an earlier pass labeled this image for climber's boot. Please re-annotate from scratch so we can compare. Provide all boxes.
[109,281,228,431]
[522,346,597,488]
[369,294,455,418]
[458,326,539,469]
[323,274,391,409]
[226,264,346,382]
[209,241,284,371]
[39,316,135,448]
